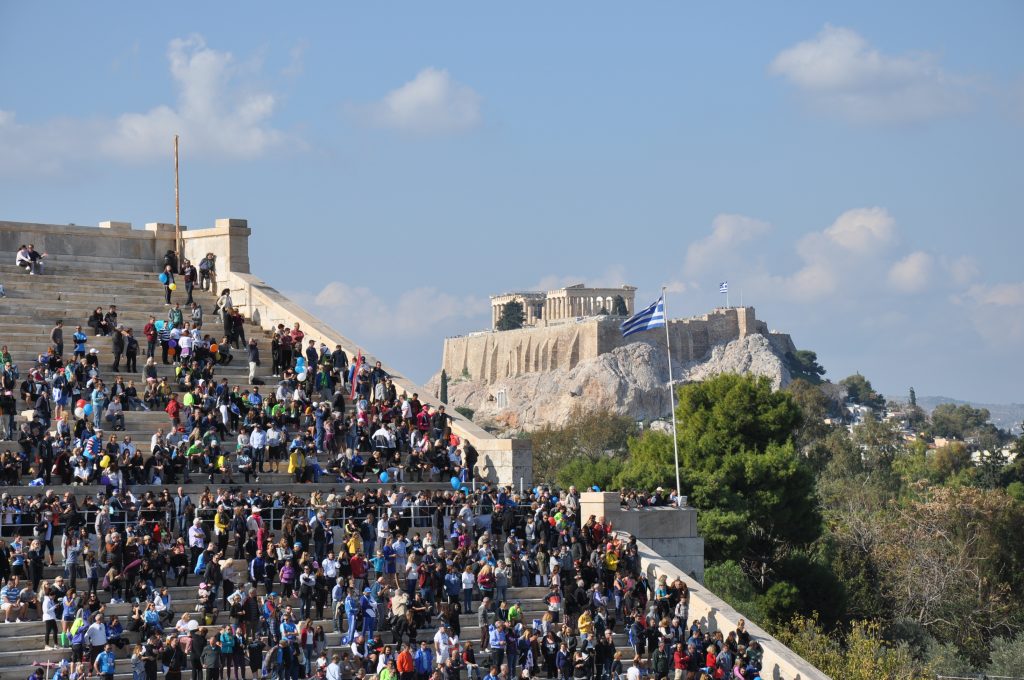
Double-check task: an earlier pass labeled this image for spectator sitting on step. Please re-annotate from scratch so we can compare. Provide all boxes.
[16,243,46,274]
[87,307,110,337]
[104,396,125,431]
[104,305,118,331]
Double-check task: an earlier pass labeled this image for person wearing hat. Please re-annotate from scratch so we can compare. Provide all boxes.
[360,586,378,640]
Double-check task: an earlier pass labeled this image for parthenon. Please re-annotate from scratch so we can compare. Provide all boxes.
[490,283,637,330]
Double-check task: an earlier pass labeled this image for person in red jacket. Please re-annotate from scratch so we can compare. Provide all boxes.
[143,316,158,359]
[166,393,181,427]
[396,643,415,680]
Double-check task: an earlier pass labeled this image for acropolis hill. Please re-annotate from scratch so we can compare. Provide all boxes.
[443,287,796,384]
[434,285,799,432]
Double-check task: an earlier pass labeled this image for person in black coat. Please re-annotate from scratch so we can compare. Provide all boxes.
[111,328,125,372]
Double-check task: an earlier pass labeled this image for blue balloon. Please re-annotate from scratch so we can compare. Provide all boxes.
[379,471,389,483]
[155,320,165,331]
[83,404,93,416]
[159,273,169,284]
[450,477,461,490]
[460,486,470,494]
[591,485,601,492]
[295,358,306,371]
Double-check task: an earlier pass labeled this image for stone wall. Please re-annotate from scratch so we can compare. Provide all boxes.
[181,218,252,276]
[444,306,770,385]
[0,219,177,266]
[580,492,704,581]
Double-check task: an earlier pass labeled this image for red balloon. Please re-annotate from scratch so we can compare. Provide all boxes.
[76,399,87,408]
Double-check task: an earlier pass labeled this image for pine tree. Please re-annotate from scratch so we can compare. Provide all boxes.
[440,370,449,404]
[497,301,525,330]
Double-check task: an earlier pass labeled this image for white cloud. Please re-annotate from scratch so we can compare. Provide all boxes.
[770,25,972,124]
[769,207,897,300]
[887,251,933,293]
[683,214,770,275]
[282,40,307,78]
[946,256,980,286]
[356,68,482,133]
[0,110,106,176]
[952,281,1024,346]
[101,35,284,160]
[823,206,896,253]
[0,35,286,176]
[958,282,1024,307]
[305,281,489,338]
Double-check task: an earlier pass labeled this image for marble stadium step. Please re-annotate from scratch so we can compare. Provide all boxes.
[13,479,458,497]
[1,303,219,317]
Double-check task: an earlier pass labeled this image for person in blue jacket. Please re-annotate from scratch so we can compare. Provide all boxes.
[413,639,434,680]
[360,587,377,639]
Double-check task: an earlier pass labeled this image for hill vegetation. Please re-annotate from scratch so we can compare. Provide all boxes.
[532,372,1024,676]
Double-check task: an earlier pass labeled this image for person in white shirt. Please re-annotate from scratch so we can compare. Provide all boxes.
[434,624,453,663]
[42,590,59,648]
[626,658,642,680]
[326,654,341,680]
[104,397,125,431]
[85,613,108,649]
[322,554,339,580]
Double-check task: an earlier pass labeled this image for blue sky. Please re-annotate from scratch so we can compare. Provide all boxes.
[2,2,1022,403]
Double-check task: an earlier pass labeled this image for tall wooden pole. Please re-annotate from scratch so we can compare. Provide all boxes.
[174,134,181,261]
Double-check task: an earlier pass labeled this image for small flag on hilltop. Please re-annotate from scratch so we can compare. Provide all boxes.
[719,281,729,294]
[620,295,666,337]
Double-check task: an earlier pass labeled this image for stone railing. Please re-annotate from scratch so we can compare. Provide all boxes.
[627,532,830,680]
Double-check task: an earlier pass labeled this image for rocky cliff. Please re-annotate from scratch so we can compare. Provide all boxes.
[429,333,792,434]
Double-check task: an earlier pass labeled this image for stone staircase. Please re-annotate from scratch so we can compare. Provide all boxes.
[0,258,457,496]
[0,584,625,679]
[0,257,643,679]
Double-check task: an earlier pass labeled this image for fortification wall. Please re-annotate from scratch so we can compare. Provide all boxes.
[444,306,765,385]
[0,219,531,486]
[0,219,177,265]
[443,322,602,383]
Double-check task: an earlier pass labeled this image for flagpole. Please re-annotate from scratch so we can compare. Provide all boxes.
[661,286,683,506]
[174,134,181,261]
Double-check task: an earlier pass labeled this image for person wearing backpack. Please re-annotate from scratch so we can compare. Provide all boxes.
[199,253,216,292]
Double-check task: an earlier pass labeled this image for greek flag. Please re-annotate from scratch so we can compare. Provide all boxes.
[719,281,729,293]
[620,295,666,337]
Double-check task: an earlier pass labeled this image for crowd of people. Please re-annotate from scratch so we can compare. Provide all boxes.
[5,480,764,680]
[0,254,765,680]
